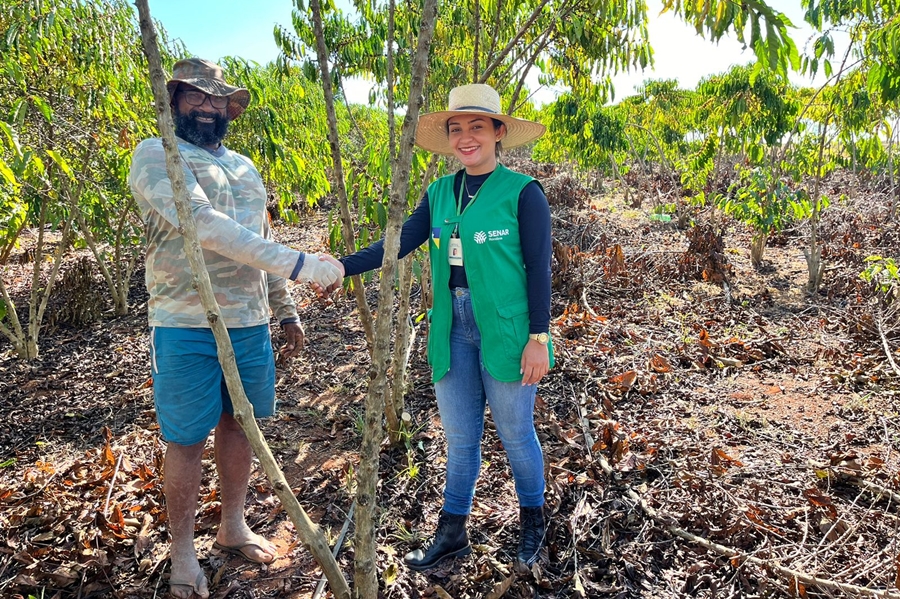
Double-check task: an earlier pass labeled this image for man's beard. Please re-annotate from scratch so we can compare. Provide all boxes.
[173,107,230,147]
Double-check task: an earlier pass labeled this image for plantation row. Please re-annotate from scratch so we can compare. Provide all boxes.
[1,0,899,361]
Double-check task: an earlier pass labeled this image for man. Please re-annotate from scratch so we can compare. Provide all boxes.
[129,58,342,599]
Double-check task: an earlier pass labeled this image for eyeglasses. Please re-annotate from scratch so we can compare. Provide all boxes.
[179,90,229,109]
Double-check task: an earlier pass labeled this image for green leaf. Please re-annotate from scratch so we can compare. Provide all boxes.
[0,457,16,468]
[0,298,6,321]
[382,562,398,585]
[0,158,17,187]
[30,95,54,123]
[10,98,27,128]
[0,121,20,154]
[46,149,75,180]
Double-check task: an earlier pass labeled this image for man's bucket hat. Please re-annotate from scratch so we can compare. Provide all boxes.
[166,58,250,121]
[415,83,546,155]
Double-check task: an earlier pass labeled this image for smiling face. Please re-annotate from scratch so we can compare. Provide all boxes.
[172,86,230,150]
[447,115,506,175]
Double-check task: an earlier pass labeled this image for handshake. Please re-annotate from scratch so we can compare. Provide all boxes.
[295,253,345,297]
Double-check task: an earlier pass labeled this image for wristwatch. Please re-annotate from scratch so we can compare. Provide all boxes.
[528,332,550,345]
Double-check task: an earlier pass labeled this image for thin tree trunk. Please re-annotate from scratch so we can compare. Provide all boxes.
[111,196,142,315]
[382,0,404,446]
[31,205,72,352]
[387,255,415,444]
[482,0,503,69]
[63,141,131,315]
[750,231,767,269]
[0,269,27,356]
[308,0,375,350]
[610,154,633,208]
[352,0,438,595]
[478,0,550,82]
[804,116,830,293]
[508,31,550,113]
[418,156,439,326]
[0,218,28,264]
[134,4,350,598]
[14,189,72,361]
[888,120,900,220]
[472,0,480,83]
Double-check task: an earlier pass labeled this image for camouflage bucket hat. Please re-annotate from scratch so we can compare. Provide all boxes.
[166,58,250,121]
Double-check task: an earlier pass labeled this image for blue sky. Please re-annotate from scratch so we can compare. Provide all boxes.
[146,0,839,106]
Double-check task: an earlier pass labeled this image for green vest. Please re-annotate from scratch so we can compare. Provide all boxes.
[427,165,554,383]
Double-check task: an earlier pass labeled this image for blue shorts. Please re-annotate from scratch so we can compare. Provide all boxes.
[150,325,276,446]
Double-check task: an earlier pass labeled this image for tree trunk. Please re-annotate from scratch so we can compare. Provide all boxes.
[0,268,28,358]
[134,4,351,598]
[889,119,898,220]
[63,141,134,316]
[805,115,831,293]
[750,231,767,269]
[387,255,415,444]
[307,0,375,350]
[351,0,439,595]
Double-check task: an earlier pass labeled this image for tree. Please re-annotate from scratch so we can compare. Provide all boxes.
[661,0,800,77]
[222,58,334,221]
[301,0,438,594]
[0,0,161,358]
[688,65,801,266]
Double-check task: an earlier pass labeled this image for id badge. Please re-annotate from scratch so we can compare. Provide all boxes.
[448,237,464,266]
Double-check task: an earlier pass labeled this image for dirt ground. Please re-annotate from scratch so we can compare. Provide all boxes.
[1,163,899,598]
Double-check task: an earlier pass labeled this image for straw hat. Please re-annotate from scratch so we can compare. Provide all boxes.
[416,84,545,155]
[166,58,250,121]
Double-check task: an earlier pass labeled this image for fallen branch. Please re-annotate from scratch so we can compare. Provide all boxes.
[596,455,900,599]
[102,452,124,516]
[835,469,900,506]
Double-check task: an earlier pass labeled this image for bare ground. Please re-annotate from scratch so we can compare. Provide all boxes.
[1,163,899,598]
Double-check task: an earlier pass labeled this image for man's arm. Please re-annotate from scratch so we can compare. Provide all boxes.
[130,139,339,288]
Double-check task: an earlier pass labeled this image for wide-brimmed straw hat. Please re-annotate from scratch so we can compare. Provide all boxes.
[166,58,250,121]
[415,84,546,155]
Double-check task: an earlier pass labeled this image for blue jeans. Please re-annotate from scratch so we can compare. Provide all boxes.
[434,288,545,515]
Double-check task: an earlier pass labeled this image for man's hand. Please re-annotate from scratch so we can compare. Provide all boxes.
[280,322,305,360]
[520,340,550,386]
[296,252,342,293]
[308,254,345,297]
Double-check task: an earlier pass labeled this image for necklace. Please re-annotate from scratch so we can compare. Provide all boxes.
[464,181,475,200]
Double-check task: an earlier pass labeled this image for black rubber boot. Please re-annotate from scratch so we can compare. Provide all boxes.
[404,510,471,571]
[517,506,545,566]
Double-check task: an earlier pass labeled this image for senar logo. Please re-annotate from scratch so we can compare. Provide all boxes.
[474,231,487,244]
[487,228,510,241]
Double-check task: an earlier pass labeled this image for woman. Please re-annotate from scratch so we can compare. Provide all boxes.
[330,83,554,570]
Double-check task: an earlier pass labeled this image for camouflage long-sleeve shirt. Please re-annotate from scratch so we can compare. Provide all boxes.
[129,137,302,328]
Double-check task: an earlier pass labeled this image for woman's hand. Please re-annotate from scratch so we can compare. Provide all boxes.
[520,339,550,386]
[308,254,345,297]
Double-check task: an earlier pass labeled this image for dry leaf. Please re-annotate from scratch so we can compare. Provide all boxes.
[804,489,838,519]
[650,354,672,373]
[433,585,455,599]
[484,573,515,599]
[609,370,637,393]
